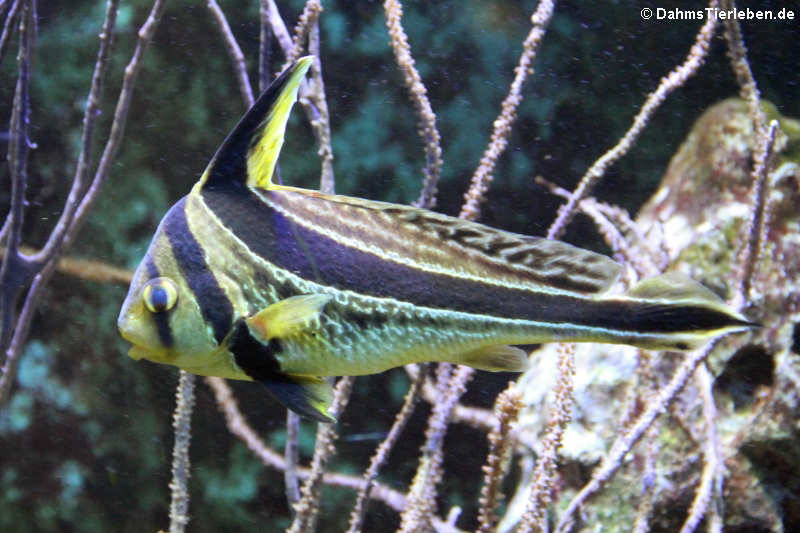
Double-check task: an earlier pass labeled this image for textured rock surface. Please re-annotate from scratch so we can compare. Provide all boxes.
[636,98,800,532]
[504,99,800,532]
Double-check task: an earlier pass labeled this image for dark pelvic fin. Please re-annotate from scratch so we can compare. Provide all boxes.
[196,57,312,192]
[262,376,335,423]
[227,316,335,423]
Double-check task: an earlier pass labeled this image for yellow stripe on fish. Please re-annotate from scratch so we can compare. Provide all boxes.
[118,57,755,423]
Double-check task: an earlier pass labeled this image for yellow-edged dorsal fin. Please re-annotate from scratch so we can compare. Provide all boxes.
[195,57,312,192]
[246,294,332,340]
[459,345,530,372]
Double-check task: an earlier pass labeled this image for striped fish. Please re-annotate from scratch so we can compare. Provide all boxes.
[117,57,754,422]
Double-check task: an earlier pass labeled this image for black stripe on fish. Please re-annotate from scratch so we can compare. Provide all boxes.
[201,186,745,335]
[163,197,234,344]
[145,257,174,348]
[228,319,282,381]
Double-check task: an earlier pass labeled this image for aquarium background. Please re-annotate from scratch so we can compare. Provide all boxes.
[1,0,798,531]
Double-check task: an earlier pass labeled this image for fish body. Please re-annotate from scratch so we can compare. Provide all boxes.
[118,58,753,422]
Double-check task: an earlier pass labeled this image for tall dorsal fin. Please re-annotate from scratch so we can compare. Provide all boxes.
[195,57,312,192]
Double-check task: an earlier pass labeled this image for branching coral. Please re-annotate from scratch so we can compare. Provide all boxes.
[168,371,196,533]
[0,0,166,403]
[476,383,523,533]
[384,0,443,209]
[547,0,720,240]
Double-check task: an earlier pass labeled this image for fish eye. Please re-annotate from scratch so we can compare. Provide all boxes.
[142,277,178,313]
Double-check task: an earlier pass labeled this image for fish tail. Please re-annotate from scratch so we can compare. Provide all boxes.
[589,272,756,351]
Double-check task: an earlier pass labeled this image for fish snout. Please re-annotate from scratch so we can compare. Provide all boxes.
[117,310,158,360]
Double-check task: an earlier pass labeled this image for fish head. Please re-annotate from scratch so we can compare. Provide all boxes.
[119,57,315,376]
[117,200,220,370]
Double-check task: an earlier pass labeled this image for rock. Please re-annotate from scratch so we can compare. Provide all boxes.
[504,99,800,532]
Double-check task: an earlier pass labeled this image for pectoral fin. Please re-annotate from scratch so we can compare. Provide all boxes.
[459,345,530,372]
[262,375,335,423]
[246,294,332,341]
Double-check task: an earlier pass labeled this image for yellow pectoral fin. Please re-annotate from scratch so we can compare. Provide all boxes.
[459,345,530,372]
[262,375,335,423]
[246,294,332,341]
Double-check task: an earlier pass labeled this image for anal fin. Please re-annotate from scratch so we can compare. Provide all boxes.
[459,345,529,372]
[262,374,335,423]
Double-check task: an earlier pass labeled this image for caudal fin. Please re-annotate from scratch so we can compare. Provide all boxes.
[614,272,756,351]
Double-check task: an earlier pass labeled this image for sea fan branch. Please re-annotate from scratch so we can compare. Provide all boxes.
[554,340,721,533]
[0,0,35,364]
[735,119,778,309]
[281,0,322,68]
[347,371,424,533]
[207,0,254,107]
[304,21,335,194]
[630,424,662,533]
[1,0,155,405]
[284,411,302,514]
[547,0,719,239]
[536,176,659,277]
[205,377,409,512]
[406,363,496,432]
[263,0,293,55]
[721,0,766,133]
[460,0,555,221]
[519,343,576,533]
[720,0,775,310]
[276,0,335,194]
[476,383,524,533]
[398,363,465,532]
[259,0,272,92]
[168,371,196,533]
[383,0,443,209]
[0,0,20,67]
[287,376,354,533]
[678,364,723,533]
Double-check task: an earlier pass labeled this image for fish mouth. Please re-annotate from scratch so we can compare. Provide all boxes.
[119,328,170,363]
[125,342,174,363]
[127,344,154,361]
[126,339,172,363]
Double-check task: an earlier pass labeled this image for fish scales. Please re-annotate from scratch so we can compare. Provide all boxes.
[118,58,756,422]
[266,187,621,296]
[191,187,544,376]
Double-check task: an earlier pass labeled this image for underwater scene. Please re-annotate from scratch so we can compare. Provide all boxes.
[1,0,799,531]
